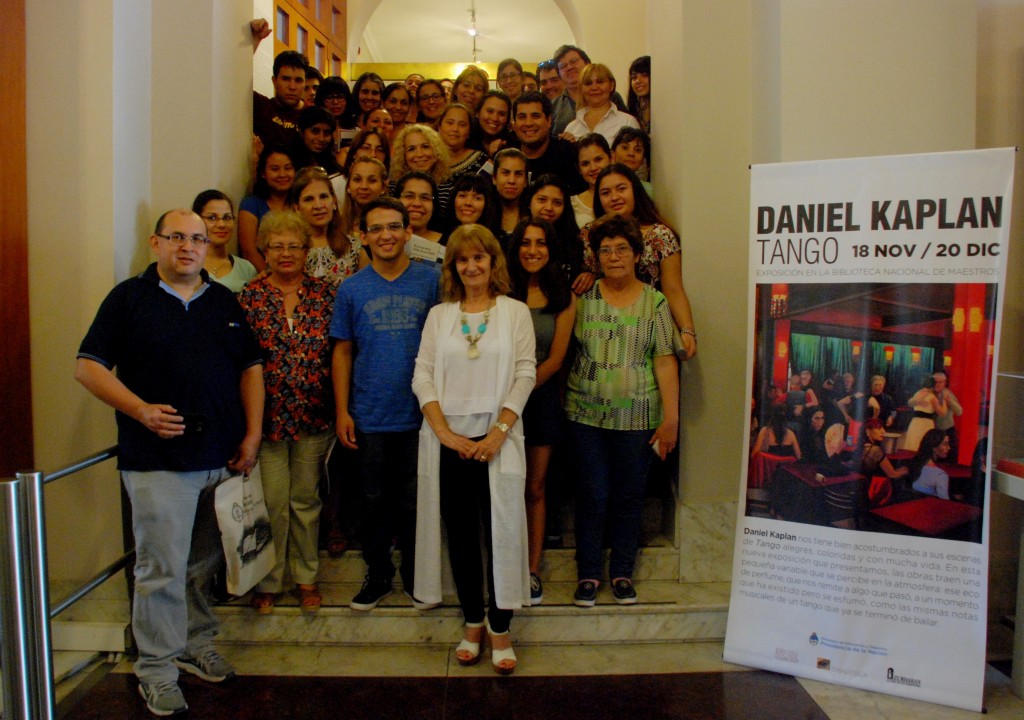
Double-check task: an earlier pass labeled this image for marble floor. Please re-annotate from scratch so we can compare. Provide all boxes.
[56,641,1023,719]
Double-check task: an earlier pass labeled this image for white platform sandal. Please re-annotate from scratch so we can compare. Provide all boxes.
[455,621,485,666]
[485,619,517,675]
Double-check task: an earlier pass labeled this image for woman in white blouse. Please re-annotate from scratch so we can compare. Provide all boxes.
[412,224,536,675]
[563,63,640,144]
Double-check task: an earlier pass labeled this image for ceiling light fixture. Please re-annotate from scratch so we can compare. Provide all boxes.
[467,1,480,63]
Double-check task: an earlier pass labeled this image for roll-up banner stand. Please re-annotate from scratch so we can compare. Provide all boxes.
[725,148,1015,711]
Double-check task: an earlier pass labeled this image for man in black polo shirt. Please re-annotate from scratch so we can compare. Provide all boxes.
[511,91,586,194]
[76,209,264,717]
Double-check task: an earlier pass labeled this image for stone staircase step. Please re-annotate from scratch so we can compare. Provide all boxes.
[53,542,706,648]
[318,538,680,584]
[213,581,729,647]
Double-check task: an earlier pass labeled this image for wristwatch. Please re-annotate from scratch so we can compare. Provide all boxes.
[494,421,510,434]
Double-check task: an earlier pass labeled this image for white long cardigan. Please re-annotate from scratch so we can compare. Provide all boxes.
[412,296,535,609]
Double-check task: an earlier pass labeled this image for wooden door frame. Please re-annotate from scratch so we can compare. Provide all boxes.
[0,0,34,475]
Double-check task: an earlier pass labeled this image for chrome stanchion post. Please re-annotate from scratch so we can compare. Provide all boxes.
[0,477,33,720]
[17,471,56,720]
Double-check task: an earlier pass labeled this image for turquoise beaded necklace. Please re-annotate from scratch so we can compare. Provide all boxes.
[460,302,491,359]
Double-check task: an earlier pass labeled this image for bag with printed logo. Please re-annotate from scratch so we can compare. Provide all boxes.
[214,465,275,595]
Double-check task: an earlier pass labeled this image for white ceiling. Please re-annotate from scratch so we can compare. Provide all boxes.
[356,0,573,65]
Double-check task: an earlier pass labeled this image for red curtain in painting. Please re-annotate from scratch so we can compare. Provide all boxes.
[948,284,990,466]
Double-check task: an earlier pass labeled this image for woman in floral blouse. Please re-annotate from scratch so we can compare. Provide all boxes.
[290,166,367,290]
[237,211,336,615]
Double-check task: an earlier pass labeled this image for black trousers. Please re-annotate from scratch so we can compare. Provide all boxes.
[439,444,513,633]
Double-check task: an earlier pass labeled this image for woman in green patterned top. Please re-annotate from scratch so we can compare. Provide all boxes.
[564,215,679,608]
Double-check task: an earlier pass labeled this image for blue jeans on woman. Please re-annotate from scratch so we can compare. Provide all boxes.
[569,422,653,582]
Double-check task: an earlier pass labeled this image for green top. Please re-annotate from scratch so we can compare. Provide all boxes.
[564,283,675,431]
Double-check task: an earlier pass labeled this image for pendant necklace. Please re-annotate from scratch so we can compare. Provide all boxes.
[207,256,231,277]
[460,302,491,359]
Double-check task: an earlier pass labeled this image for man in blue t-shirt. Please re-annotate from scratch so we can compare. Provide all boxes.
[330,197,440,611]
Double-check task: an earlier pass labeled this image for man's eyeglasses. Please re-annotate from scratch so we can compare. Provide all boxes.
[156,232,210,247]
[365,222,405,235]
[557,56,583,72]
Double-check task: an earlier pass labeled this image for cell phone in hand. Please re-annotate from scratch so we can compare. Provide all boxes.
[180,413,206,435]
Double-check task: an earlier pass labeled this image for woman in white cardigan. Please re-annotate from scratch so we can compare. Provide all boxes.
[412,224,536,674]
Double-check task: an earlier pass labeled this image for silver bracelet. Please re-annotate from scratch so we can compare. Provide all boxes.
[679,327,698,341]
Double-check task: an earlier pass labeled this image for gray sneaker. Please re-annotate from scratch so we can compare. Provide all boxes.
[138,680,188,717]
[174,648,236,683]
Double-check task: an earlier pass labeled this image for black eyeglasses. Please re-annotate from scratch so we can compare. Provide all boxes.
[202,213,235,224]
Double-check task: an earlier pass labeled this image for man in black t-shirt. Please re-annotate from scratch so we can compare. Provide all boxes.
[251,20,307,149]
[511,92,586,194]
[253,50,306,149]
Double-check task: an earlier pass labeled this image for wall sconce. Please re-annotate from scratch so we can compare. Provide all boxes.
[952,307,965,332]
[884,345,895,362]
[969,307,983,333]
[770,283,788,318]
[910,347,921,364]
[943,353,952,368]
[851,340,862,358]
[777,340,787,357]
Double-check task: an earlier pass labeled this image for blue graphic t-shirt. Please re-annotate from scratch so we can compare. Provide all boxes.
[330,261,440,432]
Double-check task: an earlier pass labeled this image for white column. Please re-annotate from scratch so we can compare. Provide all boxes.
[27,1,152,582]
[151,0,254,235]
[648,0,979,582]
[756,0,976,162]
[28,0,254,582]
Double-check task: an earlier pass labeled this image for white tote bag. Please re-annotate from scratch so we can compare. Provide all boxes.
[214,465,275,596]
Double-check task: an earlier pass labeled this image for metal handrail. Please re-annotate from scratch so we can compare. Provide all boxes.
[50,550,135,618]
[0,446,122,720]
[43,446,117,484]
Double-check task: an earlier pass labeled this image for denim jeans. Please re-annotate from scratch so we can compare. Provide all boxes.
[355,430,420,590]
[122,467,232,683]
[256,429,333,592]
[569,422,653,581]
